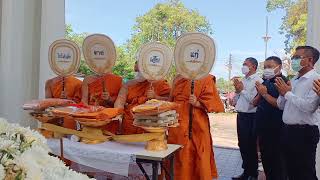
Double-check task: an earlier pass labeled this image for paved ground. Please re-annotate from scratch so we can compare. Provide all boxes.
[209,113,238,148]
[210,113,265,180]
[214,147,243,179]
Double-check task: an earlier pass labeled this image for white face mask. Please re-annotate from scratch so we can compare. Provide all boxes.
[134,72,139,78]
[241,66,250,75]
[263,66,280,79]
[134,72,145,81]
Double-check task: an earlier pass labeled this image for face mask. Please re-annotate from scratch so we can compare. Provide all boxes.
[134,72,139,78]
[134,72,145,81]
[241,66,250,75]
[263,66,280,79]
[291,58,304,72]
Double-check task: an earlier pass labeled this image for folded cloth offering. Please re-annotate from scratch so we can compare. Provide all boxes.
[72,108,123,120]
[132,100,179,127]
[23,98,74,111]
[51,103,105,117]
[52,106,123,121]
[132,99,178,116]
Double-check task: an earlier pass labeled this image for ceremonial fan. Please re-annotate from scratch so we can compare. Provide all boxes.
[174,32,216,139]
[48,39,81,99]
[82,34,117,106]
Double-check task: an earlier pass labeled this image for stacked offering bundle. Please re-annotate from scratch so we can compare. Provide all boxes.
[23,98,74,111]
[132,99,179,127]
[52,105,123,127]
[22,98,75,123]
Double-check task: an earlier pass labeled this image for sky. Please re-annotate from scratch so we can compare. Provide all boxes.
[65,0,287,79]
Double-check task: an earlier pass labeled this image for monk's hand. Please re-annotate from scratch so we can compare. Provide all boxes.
[102,91,111,101]
[313,79,320,96]
[147,89,156,99]
[189,94,198,106]
[275,77,291,96]
[60,91,67,99]
[255,81,267,96]
[112,115,123,134]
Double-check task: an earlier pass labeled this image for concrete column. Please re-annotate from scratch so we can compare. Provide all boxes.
[0,0,42,126]
[38,0,65,99]
[0,0,65,126]
[307,0,320,177]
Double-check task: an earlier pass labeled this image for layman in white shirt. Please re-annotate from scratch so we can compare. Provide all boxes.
[232,57,263,180]
[275,46,320,180]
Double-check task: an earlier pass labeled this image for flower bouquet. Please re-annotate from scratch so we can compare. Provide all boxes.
[0,118,93,180]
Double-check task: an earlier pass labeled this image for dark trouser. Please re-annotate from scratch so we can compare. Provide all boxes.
[259,131,287,180]
[237,112,258,177]
[283,124,319,180]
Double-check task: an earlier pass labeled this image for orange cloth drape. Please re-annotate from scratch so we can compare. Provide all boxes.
[50,76,82,103]
[48,76,82,129]
[167,75,224,180]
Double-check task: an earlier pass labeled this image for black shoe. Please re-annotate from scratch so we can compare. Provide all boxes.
[232,173,248,180]
[247,176,257,180]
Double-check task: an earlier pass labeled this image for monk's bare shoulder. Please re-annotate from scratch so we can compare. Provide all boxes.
[124,78,145,87]
[46,76,61,86]
[82,75,98,85]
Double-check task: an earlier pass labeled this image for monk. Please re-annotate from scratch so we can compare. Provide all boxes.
[114,61,170,134]
[81,73,122,134]
[167,74,224,180]
[45,75,82,129]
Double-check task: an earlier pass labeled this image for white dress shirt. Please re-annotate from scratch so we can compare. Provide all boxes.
[277,69,320,125]
[234,73,263,113]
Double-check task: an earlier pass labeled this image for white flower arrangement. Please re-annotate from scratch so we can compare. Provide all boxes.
[0,118,93,180]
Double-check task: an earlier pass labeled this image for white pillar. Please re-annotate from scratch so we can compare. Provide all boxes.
[0,0,42,126]
[0,0,65,126]
[38,0,65,99]
[307,0,320,52]
[307,0,320,177]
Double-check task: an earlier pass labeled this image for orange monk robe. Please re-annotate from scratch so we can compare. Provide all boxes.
[83,73,122,134]
[122,80,170,135]
[168,75,224,180]
[45,75,82,129]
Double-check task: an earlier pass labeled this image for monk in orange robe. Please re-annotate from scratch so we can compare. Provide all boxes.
[116,80,170,134]
[114,62,170,134]
[167,74,224,180]
[45,75,82,129]
[82,73,122,134]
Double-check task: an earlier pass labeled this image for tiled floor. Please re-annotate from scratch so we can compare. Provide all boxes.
[214,146,265,180]
[214,147,243,180]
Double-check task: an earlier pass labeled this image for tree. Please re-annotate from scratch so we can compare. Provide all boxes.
[65,25,135,79]
[216,78,234,93]
[65,0,213,81]
[65,24,93,76]
[126,0,212,82]
[266,0,307,52]
[112,46,135,81]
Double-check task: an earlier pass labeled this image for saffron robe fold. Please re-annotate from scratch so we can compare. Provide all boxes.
[168,75,224,180]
